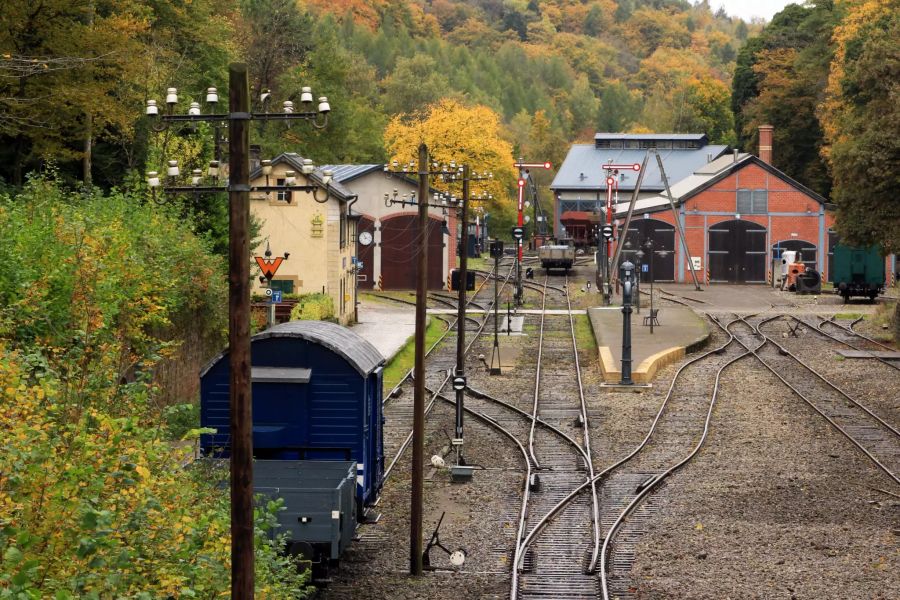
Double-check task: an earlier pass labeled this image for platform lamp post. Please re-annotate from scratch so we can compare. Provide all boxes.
[644,238,654,334]
[634,247,644,314]
[619,260,635,385]
[145,64,329,599]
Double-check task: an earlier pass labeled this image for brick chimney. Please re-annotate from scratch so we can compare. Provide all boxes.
[758,125,774,165]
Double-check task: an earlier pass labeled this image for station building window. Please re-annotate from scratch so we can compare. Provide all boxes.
[737,189,768,214]
[275,178,292,203]
[270,279,294,294]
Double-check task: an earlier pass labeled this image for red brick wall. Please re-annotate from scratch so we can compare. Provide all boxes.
[615,162,837,283]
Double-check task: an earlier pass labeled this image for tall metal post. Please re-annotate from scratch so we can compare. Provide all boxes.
[454,165,470,457]
[515,168,525,306]
[620,261,635,385]
[227,63,254,600]
[410,143,429,576]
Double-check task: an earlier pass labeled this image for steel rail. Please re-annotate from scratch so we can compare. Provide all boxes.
[383,262,514,405]
[465,385,591,465]
[564,275,602,573]
[429,388,534,583]
[760,317,900,436]
[382,263,517,480]
[737,315,900,486]
[599,316,761,600]
[526,274,551,469]
[820,315,899,353]
[794,315,900,373]
[514,315,742,579]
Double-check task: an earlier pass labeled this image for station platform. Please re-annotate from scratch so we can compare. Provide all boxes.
[351,300,416,362]
[588,305,709,384]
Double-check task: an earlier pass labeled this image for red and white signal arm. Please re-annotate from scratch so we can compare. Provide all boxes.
[602,163,641,172]
[514,161,553,170]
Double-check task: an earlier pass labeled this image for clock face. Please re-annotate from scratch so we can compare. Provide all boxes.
[358,231,373,246]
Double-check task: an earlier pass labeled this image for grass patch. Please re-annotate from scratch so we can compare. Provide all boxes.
[382,317,449,393]
[573,314,598,353]
[834,312,864,320]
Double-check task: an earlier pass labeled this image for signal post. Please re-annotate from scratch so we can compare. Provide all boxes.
[599,162,641,305]
[513,159,552,305]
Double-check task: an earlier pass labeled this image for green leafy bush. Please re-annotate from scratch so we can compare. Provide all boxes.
[289,293,335,321]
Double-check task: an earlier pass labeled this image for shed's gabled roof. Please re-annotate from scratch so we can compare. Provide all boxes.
[200,320,384,378]
[551,142,728,192]
[249,153,356,201]
[612,153,829,217]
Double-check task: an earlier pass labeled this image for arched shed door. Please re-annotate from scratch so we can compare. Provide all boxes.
[617,218,676,282]
[356,216,375,290]
[380,215,444,290]
[708,220,767,283]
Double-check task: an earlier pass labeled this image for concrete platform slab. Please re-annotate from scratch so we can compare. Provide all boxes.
[351,300,416,362]
[589,305,708,383]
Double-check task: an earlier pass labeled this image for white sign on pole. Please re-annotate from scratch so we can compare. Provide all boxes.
[691,256,702,271]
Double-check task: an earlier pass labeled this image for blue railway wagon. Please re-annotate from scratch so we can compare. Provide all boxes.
[199,320,385,511]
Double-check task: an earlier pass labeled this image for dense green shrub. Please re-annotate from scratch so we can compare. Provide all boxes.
[0,175,313,598]
[289,293,335,321]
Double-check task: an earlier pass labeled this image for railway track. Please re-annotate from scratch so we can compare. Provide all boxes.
[735,315,900,487]
[500,314,754,599]
[510,274,601,600]
[798,315,900,373]
[381,261,516,480]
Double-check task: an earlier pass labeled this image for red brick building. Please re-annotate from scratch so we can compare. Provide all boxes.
[613,127,838,284]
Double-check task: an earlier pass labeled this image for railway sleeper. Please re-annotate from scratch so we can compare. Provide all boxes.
[519,548,536,573]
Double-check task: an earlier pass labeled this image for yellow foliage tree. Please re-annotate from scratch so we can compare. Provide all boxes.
[384,98,517,218]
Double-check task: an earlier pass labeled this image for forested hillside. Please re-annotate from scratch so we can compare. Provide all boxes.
[0,0,752,192]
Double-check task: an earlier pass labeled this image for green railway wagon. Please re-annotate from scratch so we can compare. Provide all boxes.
[830,244,884,302]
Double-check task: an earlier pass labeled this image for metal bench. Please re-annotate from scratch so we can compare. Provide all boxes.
[643,309,659,327]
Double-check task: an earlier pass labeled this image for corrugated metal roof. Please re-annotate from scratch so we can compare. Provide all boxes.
[551,144,728,192]
[201,320,384,378]
[319,164,382,183]
[594,133,708,142]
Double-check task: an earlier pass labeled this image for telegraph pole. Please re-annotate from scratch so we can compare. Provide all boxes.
[454,165,470,458]
[411,143,429,576]
[227,63,254,600]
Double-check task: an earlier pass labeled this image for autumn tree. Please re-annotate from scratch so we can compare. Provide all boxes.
[820,0,900,255]
[384,97,517,226]
[731,1,836,195]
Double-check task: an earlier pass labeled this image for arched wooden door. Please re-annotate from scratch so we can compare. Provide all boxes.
[617,218,676,282]
[356,216,375,290]
[708,220,767,283]
[380,215,444,290]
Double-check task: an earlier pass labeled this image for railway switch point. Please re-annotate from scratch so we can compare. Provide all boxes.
[529,473,541,492]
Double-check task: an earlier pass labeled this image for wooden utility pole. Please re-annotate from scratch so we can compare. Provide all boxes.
[410,142,429,576]
[455,165,469,447]
[228,63,254,599]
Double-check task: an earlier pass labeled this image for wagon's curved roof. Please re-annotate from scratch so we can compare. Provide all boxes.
[200,320,385,378]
